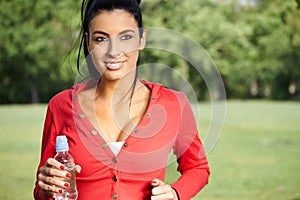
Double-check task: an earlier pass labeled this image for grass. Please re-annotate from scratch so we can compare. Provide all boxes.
[0,101,299,200]
[0,105,46,200]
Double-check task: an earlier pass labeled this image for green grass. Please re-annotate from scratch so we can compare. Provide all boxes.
[0,101,299,200]
[0,105,46,200]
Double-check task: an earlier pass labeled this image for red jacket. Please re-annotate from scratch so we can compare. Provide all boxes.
[34,80,210,200]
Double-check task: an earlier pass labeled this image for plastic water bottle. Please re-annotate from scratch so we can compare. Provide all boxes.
[54,135,78,200]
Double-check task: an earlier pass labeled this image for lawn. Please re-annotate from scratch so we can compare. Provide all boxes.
[0,101,299,200]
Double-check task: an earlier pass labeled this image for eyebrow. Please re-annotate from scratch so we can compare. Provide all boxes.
[92,31,109,36]
[92,29,136,36]
[119,29,136,35]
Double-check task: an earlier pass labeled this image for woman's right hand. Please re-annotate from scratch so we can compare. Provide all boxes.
[37,158,72,198]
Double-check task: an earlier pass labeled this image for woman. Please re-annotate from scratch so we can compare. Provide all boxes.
[34,0,210,199]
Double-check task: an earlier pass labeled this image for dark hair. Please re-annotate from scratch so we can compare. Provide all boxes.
[77,0,143,79]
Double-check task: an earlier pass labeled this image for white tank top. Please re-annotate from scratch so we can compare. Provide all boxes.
[107,141,125,155]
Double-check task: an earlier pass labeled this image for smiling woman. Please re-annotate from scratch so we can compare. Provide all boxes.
[86,10,146,81]
[33,0,210,200]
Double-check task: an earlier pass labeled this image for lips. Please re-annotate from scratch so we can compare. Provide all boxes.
[104,61,125,70]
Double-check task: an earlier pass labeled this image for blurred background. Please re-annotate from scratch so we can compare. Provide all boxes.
[0,0,299,199]
[0,0,299,103]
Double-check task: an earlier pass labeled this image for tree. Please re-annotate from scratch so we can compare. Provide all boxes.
[141,0,300,100]
[243,0,300,99]
[1,0,298,102]
[0,0,80,103]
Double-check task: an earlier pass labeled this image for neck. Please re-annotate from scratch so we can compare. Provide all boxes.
[96,76,137,105]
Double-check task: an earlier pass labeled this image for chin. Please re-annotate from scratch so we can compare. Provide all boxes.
[102,69,136,82]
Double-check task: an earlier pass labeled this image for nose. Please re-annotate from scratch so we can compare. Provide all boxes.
[107,38,122,58]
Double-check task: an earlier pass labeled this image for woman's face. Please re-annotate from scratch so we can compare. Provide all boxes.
[86,9,146,81]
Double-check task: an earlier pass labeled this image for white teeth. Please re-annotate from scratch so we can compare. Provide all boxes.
[105,61,123,69]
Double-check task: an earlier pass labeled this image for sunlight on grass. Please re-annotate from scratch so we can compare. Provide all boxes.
[0,101,299,200]
[0,105,46,200]
[195,101,300,200]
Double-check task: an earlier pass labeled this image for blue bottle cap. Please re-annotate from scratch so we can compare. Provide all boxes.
[56,135,69,152]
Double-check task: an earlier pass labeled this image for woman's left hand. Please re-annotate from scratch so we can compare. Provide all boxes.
[151,178,179,200]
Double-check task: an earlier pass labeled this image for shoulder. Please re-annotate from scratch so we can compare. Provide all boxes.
[160,87,189,111]
[141,79,183,95]
[48,88,73,107]
[48,81,93,106]
[142,80,189,108]
[47,82,84,110]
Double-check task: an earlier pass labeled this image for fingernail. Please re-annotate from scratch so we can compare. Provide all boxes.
[59,189,63,193]
[66,173,71,178]
[60,165,65,170]
[64,183,70,187]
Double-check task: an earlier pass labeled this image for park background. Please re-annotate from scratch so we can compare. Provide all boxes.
[0,0,299,199]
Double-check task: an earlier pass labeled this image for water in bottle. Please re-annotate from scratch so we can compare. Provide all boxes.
[54,135,78,200]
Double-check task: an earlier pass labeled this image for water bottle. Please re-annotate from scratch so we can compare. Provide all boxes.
[54,135,78,200]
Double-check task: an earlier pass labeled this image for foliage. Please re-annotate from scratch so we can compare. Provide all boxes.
[141,0,300,100]
[0,0,299,103]
[0,0,80,103]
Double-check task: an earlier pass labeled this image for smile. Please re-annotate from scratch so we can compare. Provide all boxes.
[104,61,125,70]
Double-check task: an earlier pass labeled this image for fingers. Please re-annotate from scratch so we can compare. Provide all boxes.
[151,192,175,200]
[45,158,65,170]
[39,164,70,179]
[75,165,82,174]
[151,178,164,187]
[37,179,63,198]
[37,158,72,197]
[151,179,178,200]
[38,169,70,187]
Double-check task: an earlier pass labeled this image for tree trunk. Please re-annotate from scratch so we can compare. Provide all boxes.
[27,76,39,104]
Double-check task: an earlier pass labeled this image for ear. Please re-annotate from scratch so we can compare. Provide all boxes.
[139,29,147,50]
[85,32,91,52]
